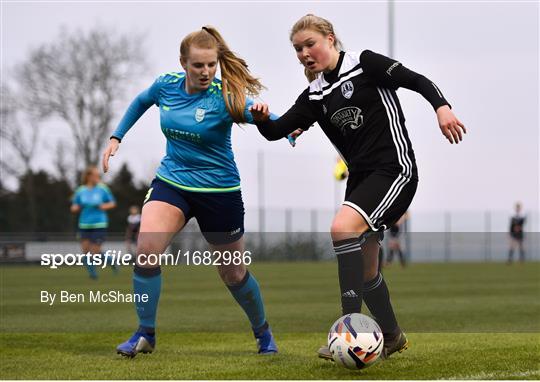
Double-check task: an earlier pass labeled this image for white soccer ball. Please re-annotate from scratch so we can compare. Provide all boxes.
[328,313,384,369]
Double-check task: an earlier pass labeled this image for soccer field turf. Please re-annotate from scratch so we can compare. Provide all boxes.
[1,262,539,379]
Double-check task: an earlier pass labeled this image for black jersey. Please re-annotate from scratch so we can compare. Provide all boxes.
[257,50,450,178]
[509,215,525,238]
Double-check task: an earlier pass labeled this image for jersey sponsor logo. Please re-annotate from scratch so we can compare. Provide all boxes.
[386,61,400,76]
[195,108,206,123]
[330,107,364,132]
[162,128,202,144]
[341,80,354,99]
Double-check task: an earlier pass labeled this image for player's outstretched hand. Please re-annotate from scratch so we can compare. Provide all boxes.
[436,105,466,144]
[249,103,270,122]
[287,129,304,147]
[102,138,120,173]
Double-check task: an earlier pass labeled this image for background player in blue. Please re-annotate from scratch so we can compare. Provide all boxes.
[250,14,466,361]
[71,166,117,279]
[102,26,277,357]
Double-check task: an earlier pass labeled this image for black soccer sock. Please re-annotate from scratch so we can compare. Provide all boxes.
[363,272,399,335]
[334,238,365,315]
[387,249,394,264]
[519,249,525,262]
[398,250,406,267]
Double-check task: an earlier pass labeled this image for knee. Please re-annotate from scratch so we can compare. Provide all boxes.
[135,239,163,269]
[136,232,166,255]
[330,215,371,242]
[331,218,358,241]
[220,266,246,286]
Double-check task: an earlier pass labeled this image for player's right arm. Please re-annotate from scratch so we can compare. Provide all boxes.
[250,88,319,141]
[70,189,82,213]
[102,79,162,172]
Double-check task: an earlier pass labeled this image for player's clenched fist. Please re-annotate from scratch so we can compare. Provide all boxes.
[249,103,270,122]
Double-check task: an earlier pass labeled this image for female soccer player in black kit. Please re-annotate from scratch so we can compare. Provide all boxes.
[250,14,466,360]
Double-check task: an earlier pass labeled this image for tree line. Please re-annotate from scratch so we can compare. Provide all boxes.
[1,26,149,234]
[0,164,148,234]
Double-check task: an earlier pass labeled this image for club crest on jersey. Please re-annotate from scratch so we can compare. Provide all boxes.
[195,108,205,123]
[330,107,364,132]
[341,80,354,99]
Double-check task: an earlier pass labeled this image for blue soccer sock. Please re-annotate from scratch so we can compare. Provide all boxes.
[227,270,266,331]
[133,266,162,330]
[85,255,98,279]
[104,254,119,274]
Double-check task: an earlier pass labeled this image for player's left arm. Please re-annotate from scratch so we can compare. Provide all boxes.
[360,50,466,144]
[244,98,300,146]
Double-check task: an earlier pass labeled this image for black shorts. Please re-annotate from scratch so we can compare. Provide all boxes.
[510,232,524,241]
[343,168,417,232]
[144,178,244,245]
[79,228,107,244]
[389,225,400,238]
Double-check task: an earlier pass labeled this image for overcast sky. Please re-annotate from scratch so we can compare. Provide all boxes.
[2,1,539,228]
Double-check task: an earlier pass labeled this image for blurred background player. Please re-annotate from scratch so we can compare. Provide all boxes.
[508,202,526,264]
[125,205,141,257]
[70,166,117,279]
[386,212,408,268]
[102,26,278,358]
[251,14,465,360]
[334,158,348,181]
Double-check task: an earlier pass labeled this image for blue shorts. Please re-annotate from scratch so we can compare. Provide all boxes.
[79,228,107,244]
[144,178,245,245]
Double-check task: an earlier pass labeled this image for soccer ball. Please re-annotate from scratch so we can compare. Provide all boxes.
[328,313,384,369]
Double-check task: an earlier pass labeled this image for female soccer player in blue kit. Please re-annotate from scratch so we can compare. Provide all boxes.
[71,166,116,279]
[102,26,277,357]
[251,14,466,360]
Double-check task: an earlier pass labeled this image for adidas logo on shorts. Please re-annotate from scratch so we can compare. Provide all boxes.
[229,228,241,236]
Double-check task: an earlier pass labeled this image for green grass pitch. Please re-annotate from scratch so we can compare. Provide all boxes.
[1,262,539,379]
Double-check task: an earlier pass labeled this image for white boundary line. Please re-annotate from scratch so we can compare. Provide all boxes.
[447,369,539,380]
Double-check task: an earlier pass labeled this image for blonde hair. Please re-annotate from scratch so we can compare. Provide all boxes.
[81,166,99,185]
[180,26,264,123]
[290,14,344,82]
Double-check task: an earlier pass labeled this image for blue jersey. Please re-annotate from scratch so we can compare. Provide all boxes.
[72,184,115,229]
[113,72,259,192]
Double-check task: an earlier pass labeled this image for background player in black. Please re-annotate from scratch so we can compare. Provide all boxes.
[386,212,408,268]
[250,14,466,360]
[508,202,526,263]
[125,205,141,257]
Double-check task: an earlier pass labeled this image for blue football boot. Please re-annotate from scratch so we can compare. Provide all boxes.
[116,331,155,358]
[254,323,278,354]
